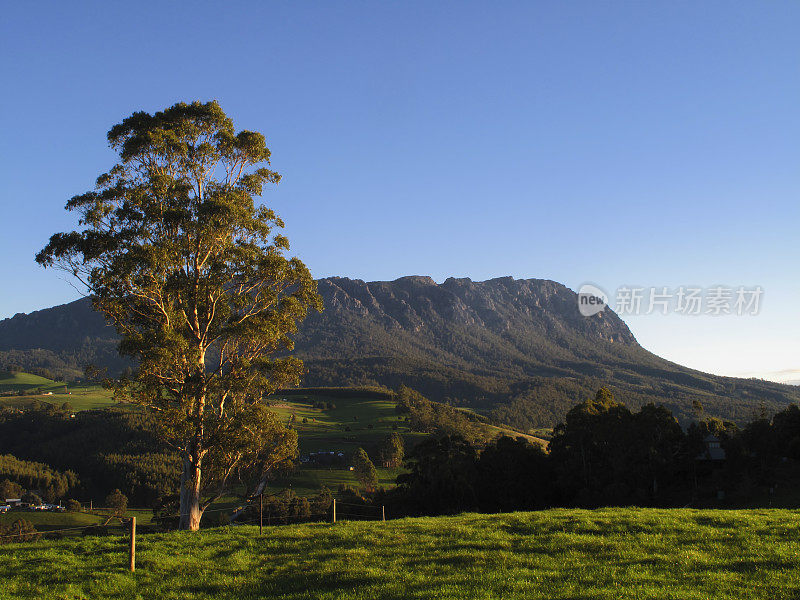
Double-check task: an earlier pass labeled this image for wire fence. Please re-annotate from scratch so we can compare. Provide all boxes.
[0,498,389,576]
[0,496,388,558]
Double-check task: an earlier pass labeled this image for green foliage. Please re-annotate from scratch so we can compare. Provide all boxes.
[105,489,128,516]
[0,324,127,381]
[0,454,79,502]
[21,491,42,505]
[0,518,40,545]
[247,488,333,525]
[0,479,23,500]
[395,435,478,515]
[396,385,483,441]
[0,407,179,505]
[66,499,82,512]
[475,435,552,512]
[548,388,686,506]
[283,386,395,400]
[391,390,800,516]
[352,448,378,492]
[36,100,321,529]
[378,432,404,468]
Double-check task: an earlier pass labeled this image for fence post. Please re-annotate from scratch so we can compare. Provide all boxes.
[332,498,336,523]
[382,505,385,522]
[129,517,136,572]
[259,494,263,535]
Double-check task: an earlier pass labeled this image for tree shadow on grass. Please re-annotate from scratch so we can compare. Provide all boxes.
[182,572,380,600]
[695,559,798,573]
[184,573,606,600]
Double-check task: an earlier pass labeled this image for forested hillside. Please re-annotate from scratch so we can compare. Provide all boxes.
[1,276,798,427]
[0,301,127,380]
[0,408,178,506]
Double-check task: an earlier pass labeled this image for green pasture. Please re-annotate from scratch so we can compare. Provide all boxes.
[2,508,800,599]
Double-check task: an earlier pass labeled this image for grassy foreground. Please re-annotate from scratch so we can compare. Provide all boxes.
[2,508,800,599]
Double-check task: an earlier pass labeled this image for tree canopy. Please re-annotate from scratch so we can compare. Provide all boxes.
[353,448,378,492]
[36,101,321,529]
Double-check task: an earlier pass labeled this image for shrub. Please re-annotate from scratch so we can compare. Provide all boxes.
[353,448,378,492]
[105,489,128,516]
[0,479,23,500]
[0,519,40,544]
[21,491,42,506]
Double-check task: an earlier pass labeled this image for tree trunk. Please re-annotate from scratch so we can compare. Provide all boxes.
[179,453,203,531]
[179,355,207,531]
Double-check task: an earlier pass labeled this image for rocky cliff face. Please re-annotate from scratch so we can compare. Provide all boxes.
[0,276,635,353]
[316,275,635,343]
[293,276,638,367]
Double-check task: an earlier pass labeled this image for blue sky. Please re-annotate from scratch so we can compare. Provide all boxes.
[1,1,798,382]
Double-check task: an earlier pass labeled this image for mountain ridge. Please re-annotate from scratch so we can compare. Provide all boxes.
[1,275,798,428]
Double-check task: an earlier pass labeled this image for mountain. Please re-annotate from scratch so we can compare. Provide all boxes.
[0,300,126,380]
[1,276,798,428]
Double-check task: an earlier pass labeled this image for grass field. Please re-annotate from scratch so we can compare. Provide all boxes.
[0,371,62,392]
[0,508,155,534]
[1,508,799,599]
[0,510,100,530]
[270,391,417,453]
[267,392,426,494]
[266,391,548,495]
[0,371,115,411]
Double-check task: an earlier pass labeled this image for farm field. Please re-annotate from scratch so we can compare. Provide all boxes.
[0,371,63,393]
[0,376,545,499]
[0,508,154,536]
[2,508,799,599]
[0,371,114,411]
[267,391,425,495]
[265,390,547,495]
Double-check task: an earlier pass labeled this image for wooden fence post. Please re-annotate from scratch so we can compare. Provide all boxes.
[259,494,263,535]
[129,517,136,572]
[332,498,336,523]
[382,506,385,522]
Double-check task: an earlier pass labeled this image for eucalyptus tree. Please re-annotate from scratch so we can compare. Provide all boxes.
[37,101,322,530]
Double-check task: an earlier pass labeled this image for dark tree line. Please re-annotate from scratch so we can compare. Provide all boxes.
[382,388,800,517]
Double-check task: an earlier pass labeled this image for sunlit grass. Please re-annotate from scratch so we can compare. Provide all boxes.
[0,371,115,411]
[267,394,425,494]
[2,508,799,599]
[0,508,155,535]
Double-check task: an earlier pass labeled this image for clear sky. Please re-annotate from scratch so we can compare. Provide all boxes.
[1,1,797,383]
